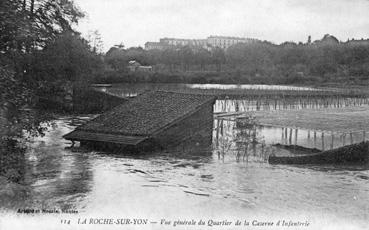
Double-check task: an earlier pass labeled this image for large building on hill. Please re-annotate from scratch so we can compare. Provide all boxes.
[144,42,171,50]
[145,35,257,50]
[207,36,257,49]
[159,38,208,47]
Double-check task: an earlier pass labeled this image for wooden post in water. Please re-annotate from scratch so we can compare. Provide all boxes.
[363,131,366,142]
[289,128,293,145]
[322,132,325,151]
[216,119,220,147]
[343,133,346,146]
[314,131,317,147]
[224,98,228,112]
[235,101,239,112]
[285,128,288,144]
[308,130,310,139]
[281,127,284,141]
[330,132,334,149]
[252,127,257,156]
[294,128,298,146]
[350,132,353,144]
[220,120,224,136]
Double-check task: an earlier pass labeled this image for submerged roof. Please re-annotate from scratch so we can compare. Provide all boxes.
[64,91,215,145]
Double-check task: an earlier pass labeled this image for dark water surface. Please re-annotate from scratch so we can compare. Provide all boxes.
[1,116,368,229]
[1,83,369,229]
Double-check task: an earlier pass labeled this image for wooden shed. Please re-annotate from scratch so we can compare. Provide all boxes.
[63,91,216,152]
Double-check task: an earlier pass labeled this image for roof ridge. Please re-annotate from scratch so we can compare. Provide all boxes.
[152,90,215,97]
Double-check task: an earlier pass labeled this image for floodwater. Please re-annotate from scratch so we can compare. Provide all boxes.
[97,83,321,98]
[216,120,369,152]
[98,83,369,112]
[1,83,369,229]
[187,84,319,91]
[1,116,368,230]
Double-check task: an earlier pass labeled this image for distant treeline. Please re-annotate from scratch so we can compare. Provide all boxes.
[101,35,369,85]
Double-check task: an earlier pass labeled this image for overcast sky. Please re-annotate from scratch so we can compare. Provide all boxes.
[74,0,369,51]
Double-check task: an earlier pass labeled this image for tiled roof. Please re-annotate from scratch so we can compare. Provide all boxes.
[63,130,147,145]
[66,91,215,137]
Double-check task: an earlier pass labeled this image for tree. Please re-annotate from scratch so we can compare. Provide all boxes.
[178,46,193,71]
[33,31,103,83]
[195,48,211,71]
[147,49,163,65]
[87,30,104,54]
[125,47,149,65]
[212,47,226,72]
[161,48,179,72]
[105,46,128,71]
[1,0,84,55]
[0,0,86,138]
[226,42,276,76]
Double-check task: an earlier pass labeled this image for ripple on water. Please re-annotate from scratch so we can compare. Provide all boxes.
[1,116,368,227]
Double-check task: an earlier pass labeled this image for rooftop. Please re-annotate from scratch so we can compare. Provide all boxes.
[64,91,215,144]
[208,35,250,40]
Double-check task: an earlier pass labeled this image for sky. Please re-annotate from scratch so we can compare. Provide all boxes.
[74,0,369,51]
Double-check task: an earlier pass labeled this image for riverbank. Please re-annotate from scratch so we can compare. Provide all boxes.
[94,70,369,91]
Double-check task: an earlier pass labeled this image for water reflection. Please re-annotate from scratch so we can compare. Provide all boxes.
[214,97,369,112]
[96,83,369,113]
[214,117,281,164]
[213,116,369,157]
[0,119,93,211]
[187,84,319,91]
[96,83,322,98]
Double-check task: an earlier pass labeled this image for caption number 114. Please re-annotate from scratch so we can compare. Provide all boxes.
[61,219,71,224]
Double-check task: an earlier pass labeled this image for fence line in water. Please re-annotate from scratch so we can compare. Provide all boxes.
[212,119,369,157]
[278,127,368,151]
[214,96,369,113]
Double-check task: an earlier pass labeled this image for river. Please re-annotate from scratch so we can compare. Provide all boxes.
[0,84,369,230]
[1,116,368,229]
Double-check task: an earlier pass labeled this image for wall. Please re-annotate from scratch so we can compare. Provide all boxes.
[154,100,215,151]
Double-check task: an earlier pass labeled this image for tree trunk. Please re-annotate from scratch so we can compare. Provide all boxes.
[217,63,222,72]
[30,0,35,15]
[25,0,35,54]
